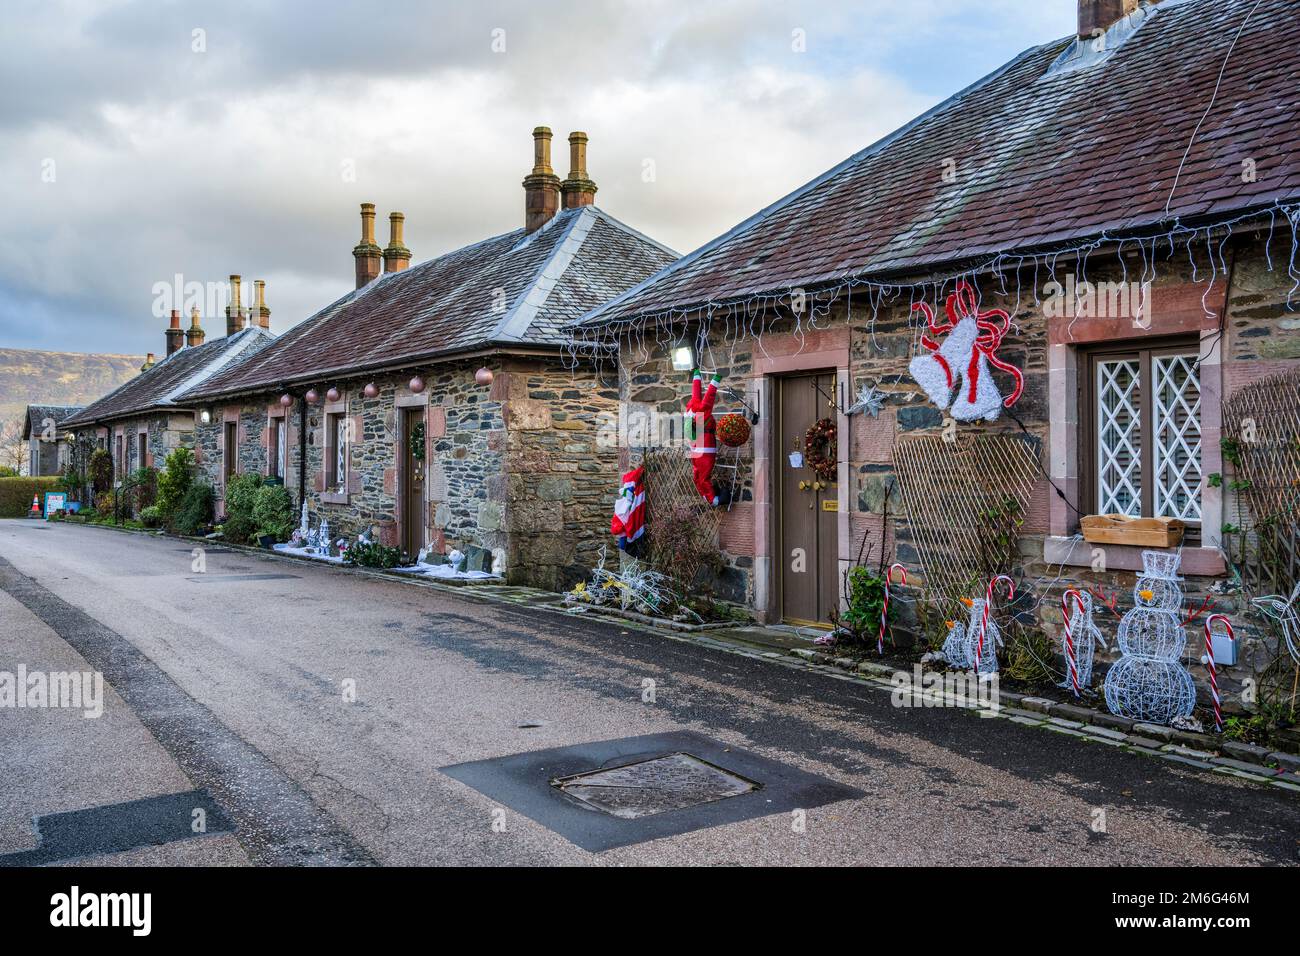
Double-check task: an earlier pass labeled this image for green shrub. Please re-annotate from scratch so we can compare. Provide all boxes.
[0,477,61,517]
[139,505,163,528]
[222,473,264,543]
[174,483,215,536]
[345,541,403,569]
[0,466,18,478]
[251,484,294,542]
[89,448,112,493]
[129,467,158,513]
[156,447,195,522]
[58,469,86,501]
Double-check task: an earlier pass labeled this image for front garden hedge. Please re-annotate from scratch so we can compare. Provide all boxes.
[0,477,61,517]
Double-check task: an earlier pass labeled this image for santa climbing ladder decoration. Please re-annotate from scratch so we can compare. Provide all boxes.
[909,280,1023,422]
[685,368,724,506]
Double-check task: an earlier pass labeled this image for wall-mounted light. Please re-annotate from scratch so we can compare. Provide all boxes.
[671,344,694,371]
[200,409,212,425]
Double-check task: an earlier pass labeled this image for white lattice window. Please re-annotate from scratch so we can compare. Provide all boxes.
[1152,355,1202,520]
[1089,344,1202,524]
[1096,359,1142,516]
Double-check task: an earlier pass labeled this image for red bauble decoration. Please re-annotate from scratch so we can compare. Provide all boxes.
[409,376,426,394]
[717,413,751,447]
[363,382,379,399]
[325,387,341,403]
[304,389,320,405]
[279,393,293,407]
[475,367,494,386]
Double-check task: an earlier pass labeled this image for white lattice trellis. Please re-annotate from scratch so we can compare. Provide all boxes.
[1152,353,1202,521]
[1096,359,1142,516]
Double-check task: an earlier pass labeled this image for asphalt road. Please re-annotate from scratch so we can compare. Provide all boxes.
[1,519,1298,866]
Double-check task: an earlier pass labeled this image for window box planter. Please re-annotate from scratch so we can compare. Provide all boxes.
[1080,513,1185,548]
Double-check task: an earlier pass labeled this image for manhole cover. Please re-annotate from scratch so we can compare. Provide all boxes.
[552,752,758,819]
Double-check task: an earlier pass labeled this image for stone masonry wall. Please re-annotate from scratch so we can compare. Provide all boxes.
[499,358,621,591]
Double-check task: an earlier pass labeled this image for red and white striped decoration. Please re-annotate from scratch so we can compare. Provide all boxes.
[976,575,1015,671]
[1203,614,1234,733]
[878,563,907,655]
[1061,588,1085,697]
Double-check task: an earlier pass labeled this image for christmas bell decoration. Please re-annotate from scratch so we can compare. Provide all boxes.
[326,387,341,403]
[363,382,379,399]
[409,376,426,394]
[475,367,494,386]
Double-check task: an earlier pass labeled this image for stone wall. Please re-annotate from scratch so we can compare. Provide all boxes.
[189,354,619,589]
[499,358,621,590]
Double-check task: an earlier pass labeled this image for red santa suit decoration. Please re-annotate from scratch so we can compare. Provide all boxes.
[610,465,646,552]
[908,280,1023,422]
[685,369,723,506]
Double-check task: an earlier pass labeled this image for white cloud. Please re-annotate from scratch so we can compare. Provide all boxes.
[0,0,1077,353]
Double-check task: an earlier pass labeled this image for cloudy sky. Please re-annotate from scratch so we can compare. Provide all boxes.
[1,0,1075,356]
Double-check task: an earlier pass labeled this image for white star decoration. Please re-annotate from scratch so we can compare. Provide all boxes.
[846,382,885,417]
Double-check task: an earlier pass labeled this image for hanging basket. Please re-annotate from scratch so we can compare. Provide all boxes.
[717,413,751,447]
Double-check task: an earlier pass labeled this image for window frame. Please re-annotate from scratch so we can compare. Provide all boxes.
[1080,334,1203,529]
[325,411,348,495]
[223,421,239,482]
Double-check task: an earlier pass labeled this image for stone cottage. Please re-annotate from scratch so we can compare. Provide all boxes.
[572,0,1300,689]
[22,405,83,476]
[65,285,274,485]
[180,128,677,590]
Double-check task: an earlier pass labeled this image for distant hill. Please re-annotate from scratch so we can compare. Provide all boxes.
[0,348,145,427]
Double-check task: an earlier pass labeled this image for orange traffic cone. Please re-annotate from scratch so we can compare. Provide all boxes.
[29,494,41,517]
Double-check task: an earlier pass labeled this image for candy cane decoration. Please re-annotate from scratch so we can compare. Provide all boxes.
[1204,614,1234,733]
[878,563,907,655]
[1061,588,1085,698]
[976,575,1015,672]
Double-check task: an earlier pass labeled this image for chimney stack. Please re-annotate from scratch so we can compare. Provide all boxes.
[522,126,561,233]
[165,309,184,356]
[187,306,206,347]
[383,213,411,273]
[251,279,271,329]
[1078,0,1141,37]
[225,274,246,336]
[141,352,156,372]
[353,203,382,288]
[561,131,598,209]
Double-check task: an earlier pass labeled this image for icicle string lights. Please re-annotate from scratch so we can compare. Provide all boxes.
[564,202,1300,375]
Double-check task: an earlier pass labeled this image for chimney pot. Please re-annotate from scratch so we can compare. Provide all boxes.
[141,352,156,372]
[1078,0,1141,38]
[252,279,271,329]
[383,212,412,273]
[353,202,382,287]
[187,306,206,347]
[226,274,246,336]
[165,309,184,356]
[561,130,598,210]
[522,126,561,233]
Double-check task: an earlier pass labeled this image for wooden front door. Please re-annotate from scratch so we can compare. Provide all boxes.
[777,372,840,625]
[401,408,426,557]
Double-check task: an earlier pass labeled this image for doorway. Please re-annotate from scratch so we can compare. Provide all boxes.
[776,372,840,626]
[401,407,426,557]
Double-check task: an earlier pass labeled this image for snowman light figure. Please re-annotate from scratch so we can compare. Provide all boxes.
[943,596,1003,674]
[1103,551,1197,724]
[909,281,1024,423]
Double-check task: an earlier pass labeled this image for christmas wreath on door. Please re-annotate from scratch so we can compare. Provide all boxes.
[804,418,837,483]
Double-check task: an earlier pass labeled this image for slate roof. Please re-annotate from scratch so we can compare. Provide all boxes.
[579,0,1300,326]
[65,328,275,427]
[22,405,84,439]
[184,205,677,401]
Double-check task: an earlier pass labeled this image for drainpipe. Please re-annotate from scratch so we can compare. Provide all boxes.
[297,395,308,515]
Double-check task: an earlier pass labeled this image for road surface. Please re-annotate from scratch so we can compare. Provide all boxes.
[1,519,1297,866]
